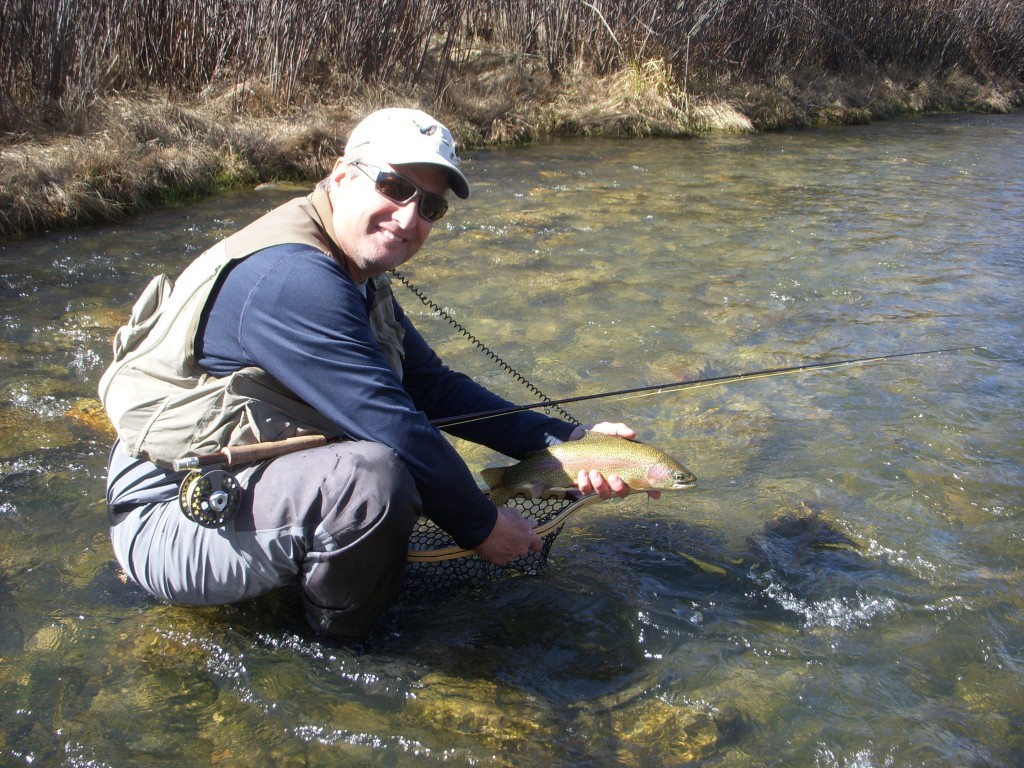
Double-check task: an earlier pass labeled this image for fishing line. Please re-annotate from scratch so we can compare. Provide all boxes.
[430,346,976,429]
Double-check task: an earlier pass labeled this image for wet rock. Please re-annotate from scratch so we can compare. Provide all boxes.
[0,404,78,458]
[65,397,116,439]
[406,672,549,755]
[582,697,721,766]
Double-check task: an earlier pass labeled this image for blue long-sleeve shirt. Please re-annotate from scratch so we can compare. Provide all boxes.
[107,243,577,548]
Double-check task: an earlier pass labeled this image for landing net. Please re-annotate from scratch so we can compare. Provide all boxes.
[404,493,598,592]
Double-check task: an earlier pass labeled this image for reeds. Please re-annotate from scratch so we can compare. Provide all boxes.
[2,0,1021,135]
[1,0,1021,237]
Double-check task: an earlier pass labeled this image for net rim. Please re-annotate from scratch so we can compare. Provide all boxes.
[406,493,600,563]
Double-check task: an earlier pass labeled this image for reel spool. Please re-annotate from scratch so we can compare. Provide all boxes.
[178,469,242,528]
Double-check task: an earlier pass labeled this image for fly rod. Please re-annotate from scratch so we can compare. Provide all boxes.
[429,346,975,429]
[172,434,328,471]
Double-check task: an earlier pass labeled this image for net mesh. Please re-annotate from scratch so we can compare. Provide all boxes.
[403,493,596,593]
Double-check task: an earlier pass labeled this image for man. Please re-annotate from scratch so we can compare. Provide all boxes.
[100,107,641,641]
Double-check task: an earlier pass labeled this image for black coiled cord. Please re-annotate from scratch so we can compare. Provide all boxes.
[390,269,581,426]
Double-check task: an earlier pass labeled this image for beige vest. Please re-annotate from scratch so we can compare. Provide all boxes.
[98,188,406,467]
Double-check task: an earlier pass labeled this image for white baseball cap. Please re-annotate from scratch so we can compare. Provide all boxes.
[344,108,470,199]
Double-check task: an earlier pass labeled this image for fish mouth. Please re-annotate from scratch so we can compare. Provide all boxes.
[672,472,698,490]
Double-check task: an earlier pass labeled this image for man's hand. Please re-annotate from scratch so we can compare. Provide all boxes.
[585,421,638,440]
[475,506,544,565]
[571,421,662,500]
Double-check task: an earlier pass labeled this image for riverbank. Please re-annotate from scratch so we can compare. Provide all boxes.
[2,63,1020,240]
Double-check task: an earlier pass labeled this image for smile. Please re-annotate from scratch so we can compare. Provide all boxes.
[378,228,407,243]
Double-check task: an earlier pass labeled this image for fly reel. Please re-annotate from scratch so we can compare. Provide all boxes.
[178,469,242,528]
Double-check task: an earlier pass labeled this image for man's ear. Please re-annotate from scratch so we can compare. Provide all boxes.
[329,157,348,184]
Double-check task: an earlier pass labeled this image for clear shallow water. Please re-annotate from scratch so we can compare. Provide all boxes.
[1,111,1022,766]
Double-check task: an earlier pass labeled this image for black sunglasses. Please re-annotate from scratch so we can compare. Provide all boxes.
[349,161,449,223]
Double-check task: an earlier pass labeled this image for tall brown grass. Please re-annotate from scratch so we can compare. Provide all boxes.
[3,0,1021,136]
[1,0,1022,237]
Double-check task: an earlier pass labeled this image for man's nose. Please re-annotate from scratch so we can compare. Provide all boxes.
[393,197,420,227]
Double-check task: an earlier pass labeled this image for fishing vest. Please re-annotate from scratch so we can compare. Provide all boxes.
[97,187,406,468]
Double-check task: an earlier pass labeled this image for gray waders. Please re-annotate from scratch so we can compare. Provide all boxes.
[110,441,421,641]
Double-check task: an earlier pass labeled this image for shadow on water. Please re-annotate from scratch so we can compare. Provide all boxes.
[349,503,941,762]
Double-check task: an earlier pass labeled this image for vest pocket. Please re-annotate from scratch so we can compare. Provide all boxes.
[112,274,173,360]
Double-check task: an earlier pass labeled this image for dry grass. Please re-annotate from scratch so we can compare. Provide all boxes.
[2,64,1021,240]
[0,96,346,235]
[2,0,1023,238]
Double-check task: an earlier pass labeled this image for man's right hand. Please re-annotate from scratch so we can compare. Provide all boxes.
[475,506,543,565]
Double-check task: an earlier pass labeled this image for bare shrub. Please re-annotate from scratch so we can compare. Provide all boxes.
[2,0,1021,136]
[1,0,1022,236]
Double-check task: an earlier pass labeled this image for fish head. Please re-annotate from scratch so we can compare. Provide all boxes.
[646,461,697,490]
[670,467,698,489]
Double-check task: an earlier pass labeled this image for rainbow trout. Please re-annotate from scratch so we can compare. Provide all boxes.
[480,432,696,505]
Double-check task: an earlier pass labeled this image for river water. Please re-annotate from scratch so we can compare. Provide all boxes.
[1,111,1022,766]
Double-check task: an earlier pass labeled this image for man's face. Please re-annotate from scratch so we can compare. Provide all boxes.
[328,159,450,283]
